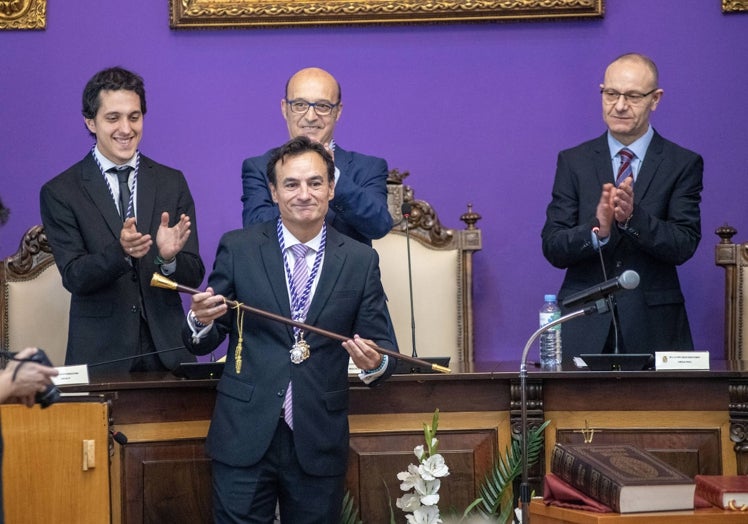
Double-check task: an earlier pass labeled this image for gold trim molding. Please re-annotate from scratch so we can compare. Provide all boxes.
[723,0,747,13]
[0,0,46,30]
[170,0,605,29]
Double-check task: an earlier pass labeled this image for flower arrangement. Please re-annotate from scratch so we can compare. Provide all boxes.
[395,409,450,523]
[387,410,550,524]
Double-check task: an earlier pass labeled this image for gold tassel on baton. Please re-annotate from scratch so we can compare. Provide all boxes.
[151,273,451,374]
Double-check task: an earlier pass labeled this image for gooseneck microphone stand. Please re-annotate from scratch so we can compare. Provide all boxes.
[401,202,418,358]
[518,300,610,523]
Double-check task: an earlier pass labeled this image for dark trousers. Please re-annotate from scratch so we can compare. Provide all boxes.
[211,419,345,524]
[130,318,168,372]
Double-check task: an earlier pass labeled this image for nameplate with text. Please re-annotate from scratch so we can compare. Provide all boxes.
[348,357,363,375]
[655,351,710,370]
[51,365,90,385]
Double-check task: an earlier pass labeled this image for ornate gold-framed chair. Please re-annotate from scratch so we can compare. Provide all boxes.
[1,225,70,366]
[715,224,748,361]
[373,170,482,366]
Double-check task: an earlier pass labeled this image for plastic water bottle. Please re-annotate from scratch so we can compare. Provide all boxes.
[539,294,562,369]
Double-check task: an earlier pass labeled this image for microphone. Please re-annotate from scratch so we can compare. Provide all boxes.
[88,345,223,379]
[562,270,640,308]
[401,202,418,359]
[590,219,622,353]
[87,345,188,368]
[592,217,621,355]
[110,430,128,445]
[393,203,451,374]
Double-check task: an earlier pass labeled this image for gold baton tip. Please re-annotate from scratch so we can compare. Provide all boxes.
[150,272,178,290]
[432,364,452,374]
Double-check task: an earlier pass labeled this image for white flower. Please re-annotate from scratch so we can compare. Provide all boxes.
[397,463,422,491]
[396,410,447,522]
[396,492,421,512]
[405,504,442,524]
[414,478,440,497]
[418,453,449,480]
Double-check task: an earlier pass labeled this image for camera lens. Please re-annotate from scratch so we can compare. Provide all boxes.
[36,385,61,408]
[27,349,60,408]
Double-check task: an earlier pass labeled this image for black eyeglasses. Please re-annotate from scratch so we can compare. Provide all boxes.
[600,88,658,105]
[286,99,339,116]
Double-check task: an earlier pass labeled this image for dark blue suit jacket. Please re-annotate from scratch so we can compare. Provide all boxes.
[183,222,397,476]
[541,131,703,357]
[40,152,205,372]
[241,145,392,245]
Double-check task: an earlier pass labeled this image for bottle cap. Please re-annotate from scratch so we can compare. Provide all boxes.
[544,294,557,302]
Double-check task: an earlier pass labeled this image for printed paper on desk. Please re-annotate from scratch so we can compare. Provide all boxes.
[348,357,362,375]
[655,351,710,370]
[51,364,90,385]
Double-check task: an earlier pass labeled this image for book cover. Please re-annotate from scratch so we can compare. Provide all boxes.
[550,443,695,513]
[695,475,748,510]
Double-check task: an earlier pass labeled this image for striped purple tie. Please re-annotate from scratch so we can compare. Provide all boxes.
[616,148,634,187]
[282,244,309,430]
[290,244,310,316]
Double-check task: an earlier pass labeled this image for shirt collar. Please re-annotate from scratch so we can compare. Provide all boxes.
[280,223,324,254]
[93,145,137,173]
[607,125,654,161]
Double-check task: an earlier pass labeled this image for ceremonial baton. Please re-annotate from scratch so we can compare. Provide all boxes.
[151,273,451,374]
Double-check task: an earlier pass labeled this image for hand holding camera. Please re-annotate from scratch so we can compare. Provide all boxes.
[2,348,60,408]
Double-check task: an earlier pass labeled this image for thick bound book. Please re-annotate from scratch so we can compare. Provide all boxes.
[550,443,695,513]
[695,475,748,510]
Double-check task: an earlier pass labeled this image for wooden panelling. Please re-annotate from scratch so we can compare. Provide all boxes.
[529,499,748,523]
[143,458,212,524]
[347,411,506,522]
[545,410,734,477]
[119,439,211,524]
[51,366,748,522]
[1,401,110,524]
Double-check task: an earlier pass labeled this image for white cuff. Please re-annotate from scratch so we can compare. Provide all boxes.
[358,355,388,384]
[188,310,213,342]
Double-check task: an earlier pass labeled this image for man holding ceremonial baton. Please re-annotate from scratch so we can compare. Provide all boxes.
[184,136,397,523]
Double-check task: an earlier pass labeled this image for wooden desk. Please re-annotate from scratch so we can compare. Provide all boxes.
[1,400,110,524]
[60,361,748,524]
[529,499,748,523]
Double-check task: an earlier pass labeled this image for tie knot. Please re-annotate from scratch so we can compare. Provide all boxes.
[108,166,133,183]
[619,148,634,162]
[290,244,309,260]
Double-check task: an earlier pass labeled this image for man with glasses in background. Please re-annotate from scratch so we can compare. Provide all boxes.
[241,67,393,246]
[541,53,703,359]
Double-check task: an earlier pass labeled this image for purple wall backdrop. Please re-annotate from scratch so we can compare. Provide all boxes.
[1,0,746,362]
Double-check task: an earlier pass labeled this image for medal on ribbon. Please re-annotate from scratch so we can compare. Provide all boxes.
[290,332,311,364]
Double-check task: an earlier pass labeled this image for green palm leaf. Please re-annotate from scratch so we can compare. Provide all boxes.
[340,489,363,524]
[472,420,550,522]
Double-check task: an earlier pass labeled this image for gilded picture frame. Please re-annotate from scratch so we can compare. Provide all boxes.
[0,0,46,30]
[722,0,747,13]
[169,0,605,29]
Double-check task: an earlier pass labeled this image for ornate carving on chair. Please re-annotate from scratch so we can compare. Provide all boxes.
[1,225,70,366]
[715,224,748,361]
[373,170,482,365]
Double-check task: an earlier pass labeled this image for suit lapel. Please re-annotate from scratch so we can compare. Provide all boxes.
[79,154,123,238]
[305,228,346,327]
[258,223,294,340]
[633,132,664,204]
[333,145,351,173]
[590,134,614,188]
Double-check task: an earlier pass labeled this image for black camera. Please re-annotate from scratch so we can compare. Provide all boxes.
[27,349,61,408]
